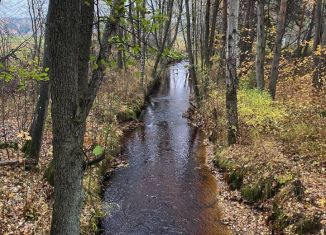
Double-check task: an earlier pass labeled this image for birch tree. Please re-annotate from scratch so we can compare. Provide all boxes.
[226,0,239,145]
[256,0,265,90]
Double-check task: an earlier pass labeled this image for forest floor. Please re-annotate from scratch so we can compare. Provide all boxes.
[0,67,150,234]
[205,142,271,234]
[191,58,326,234]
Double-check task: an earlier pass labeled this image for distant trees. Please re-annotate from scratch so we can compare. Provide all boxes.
[180,0,326,145]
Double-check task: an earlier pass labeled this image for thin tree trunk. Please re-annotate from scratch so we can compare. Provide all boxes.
[185,0,199,96]
[217,0,227,85]
[312,8,326,89]
[117,26,124,69]
[226,0,239,145]
[204,0,211,67]
[168,0,183,49]
[312,0,323,52]
[239,0,255,66]
[268,0,288,99]
[296,2,306,57]
[303,4,315,56]
[152,0,174,79]
[256,0,265,90]
[140,0,146,88]
[23,14,50,170]
[207,0,220,68]
[128,1,137,46]
[78,0,94,101]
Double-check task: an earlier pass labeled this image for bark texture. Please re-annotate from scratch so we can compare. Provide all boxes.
[226,0,239,145]
[48,0,83,234]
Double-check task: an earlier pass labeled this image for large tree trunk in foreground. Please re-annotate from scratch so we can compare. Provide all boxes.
[256,0,265,90]
[268,0,288,99]
[48,0,83,234]
[49,0,123,231]
[226,0,239,145]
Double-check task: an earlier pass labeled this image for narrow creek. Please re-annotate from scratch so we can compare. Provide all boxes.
[102,61,230,235]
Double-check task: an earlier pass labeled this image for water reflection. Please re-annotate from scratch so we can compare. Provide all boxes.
[102,61,229,235]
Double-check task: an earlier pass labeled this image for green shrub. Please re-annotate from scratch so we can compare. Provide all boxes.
[238,88,287,131]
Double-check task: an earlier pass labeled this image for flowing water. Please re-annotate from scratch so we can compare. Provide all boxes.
[102,61,229,235]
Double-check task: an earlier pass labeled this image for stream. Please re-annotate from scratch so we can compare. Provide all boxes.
[102,61,229,235]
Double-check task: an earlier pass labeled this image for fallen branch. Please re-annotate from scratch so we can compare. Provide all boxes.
[0,160,20,167]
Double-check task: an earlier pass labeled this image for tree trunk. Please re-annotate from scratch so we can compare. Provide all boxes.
[268,0,288,99]
[239,0,255,66]
[256,0,265,90]
[185,0,199,96]
[24,14,50,170]
[140,0,146,88]
[218,0,227,85]
[204,0,211,67]
[312,0,322,52]
[128,1,137,47]
[207,0,220,69]
[303,4,315,56]
[296,2,306,57]
[78,0,94,101]
[117,26,124,69]
[312,8,326,89]
[192,0,198,64]
[152,0,174,79]
[24,81,49,169]
[48,0,84,234]
[226,0,239,145]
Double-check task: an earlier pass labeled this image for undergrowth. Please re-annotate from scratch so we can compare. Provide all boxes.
[195,57,325,234]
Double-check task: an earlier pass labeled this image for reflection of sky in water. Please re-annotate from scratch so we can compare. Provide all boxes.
[102,61,229,235]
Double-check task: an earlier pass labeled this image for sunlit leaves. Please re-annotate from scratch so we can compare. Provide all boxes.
[237,83,288,132]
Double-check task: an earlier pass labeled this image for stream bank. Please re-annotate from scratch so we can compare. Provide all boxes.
[101,61,230,235]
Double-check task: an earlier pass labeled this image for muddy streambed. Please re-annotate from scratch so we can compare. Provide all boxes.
[102,61,230,235]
